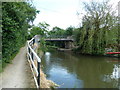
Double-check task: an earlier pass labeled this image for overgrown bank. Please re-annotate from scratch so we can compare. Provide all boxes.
[72,0,119,57]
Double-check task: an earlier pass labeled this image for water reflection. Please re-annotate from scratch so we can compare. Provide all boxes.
[45,52,51,65]
[102,64,120,88]
[111,64,120,79]
[42,51,119,88]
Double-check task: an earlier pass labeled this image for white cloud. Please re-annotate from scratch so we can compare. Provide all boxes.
[33,0,119,30]
[34,0,78,29]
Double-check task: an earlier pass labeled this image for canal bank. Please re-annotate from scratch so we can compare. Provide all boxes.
[41,49,119,88]
[38,47,58,88]
[72,46,120,58]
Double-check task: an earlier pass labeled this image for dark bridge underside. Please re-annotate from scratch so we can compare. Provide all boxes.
[45,39,74,49]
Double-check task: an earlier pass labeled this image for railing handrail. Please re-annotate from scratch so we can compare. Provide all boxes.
[28,41,41,62]
[27,35,41,88]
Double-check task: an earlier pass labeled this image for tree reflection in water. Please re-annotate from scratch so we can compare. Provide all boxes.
[102,64,120,88]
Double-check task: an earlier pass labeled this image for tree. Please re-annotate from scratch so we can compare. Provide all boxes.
[2,2,38,64]
[38,22,50,32]
[28,22,50,39]
[65,26,74,36]
[48,26,65,37]
[28,26,44,39]
[77,0,118,55]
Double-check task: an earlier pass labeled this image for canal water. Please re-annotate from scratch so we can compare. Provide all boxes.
[41,50,119,88]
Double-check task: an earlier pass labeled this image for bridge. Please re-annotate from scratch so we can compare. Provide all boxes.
[44,36,74,49]
[45,36,74,41]
[1,35,74,89]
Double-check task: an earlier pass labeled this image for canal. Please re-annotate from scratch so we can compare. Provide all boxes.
[41,50,119,88]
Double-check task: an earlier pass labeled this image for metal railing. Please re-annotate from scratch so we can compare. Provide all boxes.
[27,35,41,88]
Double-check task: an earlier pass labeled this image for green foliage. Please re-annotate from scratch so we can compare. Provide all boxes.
[65,26,74,36]
[76,1,118,55]
[39,38,47,52]
[38,22,50,31]
[47,26,75,38]
[48,26,66,36]
[2,2,38,65]
[28,22,50,39]
[73,28,82,45]
[28,26,44,39]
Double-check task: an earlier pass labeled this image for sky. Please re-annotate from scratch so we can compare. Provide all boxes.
[32,0,119,30]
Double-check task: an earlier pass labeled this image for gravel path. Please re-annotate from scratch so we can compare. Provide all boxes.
[0,45,35,89]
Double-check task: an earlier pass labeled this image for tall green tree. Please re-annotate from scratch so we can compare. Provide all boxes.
[77,0,118,55]
[2,2,38,64]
